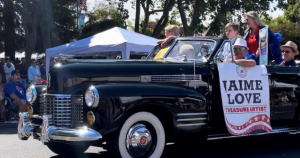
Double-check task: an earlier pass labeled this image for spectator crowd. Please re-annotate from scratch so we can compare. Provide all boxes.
[0,57,46,122]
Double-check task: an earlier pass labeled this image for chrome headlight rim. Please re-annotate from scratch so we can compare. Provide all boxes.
[26,85,37,104]
[85,86,99,108]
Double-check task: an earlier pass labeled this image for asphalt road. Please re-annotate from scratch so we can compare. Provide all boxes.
[1,124,300,158]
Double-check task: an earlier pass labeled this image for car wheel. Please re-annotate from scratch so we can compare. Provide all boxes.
[46,142,89,156]
[107,112,165,158]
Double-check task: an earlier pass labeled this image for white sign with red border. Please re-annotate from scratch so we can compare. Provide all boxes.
[217,63,272,135]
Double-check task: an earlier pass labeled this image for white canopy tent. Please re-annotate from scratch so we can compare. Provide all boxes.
[45,27,158,73]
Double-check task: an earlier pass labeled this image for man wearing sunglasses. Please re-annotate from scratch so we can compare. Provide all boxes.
[232,38,257,67]
[279,41,298,67]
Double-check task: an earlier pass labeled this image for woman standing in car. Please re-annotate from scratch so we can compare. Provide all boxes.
[243,11,274,63]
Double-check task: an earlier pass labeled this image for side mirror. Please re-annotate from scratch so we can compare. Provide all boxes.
[141,56,147,59]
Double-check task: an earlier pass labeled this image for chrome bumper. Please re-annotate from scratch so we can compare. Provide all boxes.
[18,112,102,143]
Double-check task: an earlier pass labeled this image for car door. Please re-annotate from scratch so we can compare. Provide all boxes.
[207,40,232,133]
[269,66,300,126]
[208,40,275,135]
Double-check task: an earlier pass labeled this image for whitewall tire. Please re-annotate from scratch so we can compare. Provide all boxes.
[109,111,166,158]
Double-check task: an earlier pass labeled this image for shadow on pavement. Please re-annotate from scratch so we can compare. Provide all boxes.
[50,152,108,158]
[0,124,17,134]
[45,134,300,158]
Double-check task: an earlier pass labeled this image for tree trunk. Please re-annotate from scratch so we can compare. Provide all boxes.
[142,13,150,34]
[41,0,52,52]
[152,0,175,38]
[177,0,189,36]
[141,0,150,34]
[21,0,43,68]
[188,0,201,36]
[134,0,140,32]
[3,0,15,61]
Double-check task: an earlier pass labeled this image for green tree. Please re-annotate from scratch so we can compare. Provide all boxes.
[283,0,300,23]
[77,19,124,40]
[263,15,300,54]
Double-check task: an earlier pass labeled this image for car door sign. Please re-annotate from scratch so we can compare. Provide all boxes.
[217,63,272,135]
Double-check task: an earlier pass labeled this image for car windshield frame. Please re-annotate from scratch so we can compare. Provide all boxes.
[161,39,218,62]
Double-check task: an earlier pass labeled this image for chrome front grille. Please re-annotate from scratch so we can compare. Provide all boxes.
[40,94,83,127]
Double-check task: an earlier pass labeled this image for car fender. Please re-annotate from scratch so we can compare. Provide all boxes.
[91,83,207,136]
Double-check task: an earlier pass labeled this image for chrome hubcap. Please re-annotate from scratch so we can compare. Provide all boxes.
[126,124,152,157]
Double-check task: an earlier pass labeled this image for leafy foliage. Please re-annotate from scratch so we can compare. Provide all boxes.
[283,0,300,23]
[77,19,124,40]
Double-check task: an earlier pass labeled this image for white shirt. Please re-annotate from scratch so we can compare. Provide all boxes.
[4,63,15,79]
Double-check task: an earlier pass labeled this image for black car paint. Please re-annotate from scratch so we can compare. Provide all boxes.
[31,84,47,115]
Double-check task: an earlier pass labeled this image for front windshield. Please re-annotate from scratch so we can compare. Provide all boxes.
[165,40,216,61]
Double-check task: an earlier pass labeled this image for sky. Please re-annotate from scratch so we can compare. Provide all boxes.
[86,0,284,25]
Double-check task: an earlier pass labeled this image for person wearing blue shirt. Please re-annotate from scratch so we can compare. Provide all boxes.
[5,70,27,112]
[233,38,257,67]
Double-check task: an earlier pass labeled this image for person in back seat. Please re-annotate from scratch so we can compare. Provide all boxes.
[279,41,298,67]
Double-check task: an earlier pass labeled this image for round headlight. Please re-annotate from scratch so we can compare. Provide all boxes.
[85,86,99,108]
[26,85,37,104]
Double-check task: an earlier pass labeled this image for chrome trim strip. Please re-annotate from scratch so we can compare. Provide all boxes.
[177,113,207,116]
[177,118,207,121]
[40,94,83,97]
[176,123,206,127]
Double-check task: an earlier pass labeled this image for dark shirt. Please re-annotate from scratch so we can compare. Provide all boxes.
[279,60,297,67]
[40,64,46,79]
[17,63,28,79]
[5,80,26,101]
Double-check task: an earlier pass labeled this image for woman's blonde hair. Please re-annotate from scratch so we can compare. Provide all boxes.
[245,11,265,28]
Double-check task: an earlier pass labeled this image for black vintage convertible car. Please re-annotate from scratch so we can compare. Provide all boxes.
[19,37,300,158]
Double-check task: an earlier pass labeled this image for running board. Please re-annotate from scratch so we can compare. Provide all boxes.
[207,127,300,140]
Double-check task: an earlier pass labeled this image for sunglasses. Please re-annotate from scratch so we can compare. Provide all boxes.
[234,47,246,51]
[281,50,291,53]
